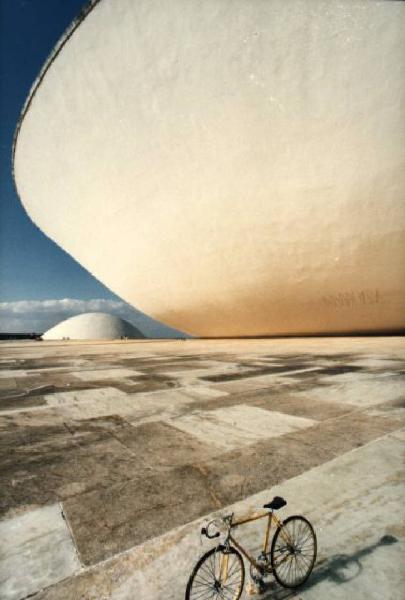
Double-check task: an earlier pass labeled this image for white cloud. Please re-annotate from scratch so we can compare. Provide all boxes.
[0,298,125,315]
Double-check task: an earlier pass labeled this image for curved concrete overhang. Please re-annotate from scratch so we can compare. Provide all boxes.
[13,0,405,337]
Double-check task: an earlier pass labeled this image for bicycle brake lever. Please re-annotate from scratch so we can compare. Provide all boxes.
[201,527,220,539]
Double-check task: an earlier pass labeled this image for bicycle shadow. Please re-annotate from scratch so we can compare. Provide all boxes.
[257,534,398,599]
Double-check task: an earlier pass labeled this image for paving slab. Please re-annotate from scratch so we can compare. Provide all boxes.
[0,425,149,517]
[0,379,17,390]
[108,420,220,469]
[0,370,30,379]
[62,463,219,564]
[300,372,404,407]
[43,386,126,405]
[169,405,316,450]
[348,357,405,369]
[197,408,403,508]
[161,362,255,382]
[0,503,80,600]
[248,391,351,422]
[72,368,143,381]
[212,368,320,393]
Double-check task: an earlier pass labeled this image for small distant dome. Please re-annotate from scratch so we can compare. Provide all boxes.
[43,312,144,340]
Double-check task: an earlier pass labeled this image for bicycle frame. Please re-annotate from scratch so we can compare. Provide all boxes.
[221,510,292,575]
[189,504,317,599]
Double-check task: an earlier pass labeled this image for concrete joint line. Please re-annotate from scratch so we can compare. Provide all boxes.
[59,502,84,569]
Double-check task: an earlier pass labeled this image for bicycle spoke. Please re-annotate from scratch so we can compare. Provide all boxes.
[298,550,312,564]
[294,554,302,581]
[285,554,294,584]
[297,529,312,548]
[222,580,240,591]
[217,584,235,600]
[297,545,314,562]
[212,550,219,578]
[298,562,309,583]
[192,579,215,593]
[222,574,240,588]
[220,589,233,600]
[222,586,241,599]
[295,553,308,576]
[273,544,291,563]
[222,571,242,587]
[279,552,291,579]
[288,555,294,585]
[199,566,214,585]
[294,556,301,584]
[277,557,288,580]
[188,547,244,600]
[225,557,239,579]
[193,569,215,589]
[288,555,297,584]
[293,518,297,545]
[297,554,312,569]
[190,586,216,599]
[193,577,212,587]
[292,554,299,584]
[289,557,295,585]
[194,591,216,600]
[204,553,216,579]
[270,517,316,588]
[193,576,213,588]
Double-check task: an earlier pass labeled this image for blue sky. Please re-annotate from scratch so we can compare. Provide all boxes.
[0,0,183,336]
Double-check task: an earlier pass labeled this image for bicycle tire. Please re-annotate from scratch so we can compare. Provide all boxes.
[270,515,317,588]
[185,545,245,600]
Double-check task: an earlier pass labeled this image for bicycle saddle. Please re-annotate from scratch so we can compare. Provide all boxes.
[263,496,287,510]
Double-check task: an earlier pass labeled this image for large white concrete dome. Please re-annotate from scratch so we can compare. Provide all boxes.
[43,312,144,340]
[14,0,405,337]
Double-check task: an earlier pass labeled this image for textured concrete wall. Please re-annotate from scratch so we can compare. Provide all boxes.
[14,0,405,336]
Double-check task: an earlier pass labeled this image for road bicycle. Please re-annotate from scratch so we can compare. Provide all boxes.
[185,496,317,599]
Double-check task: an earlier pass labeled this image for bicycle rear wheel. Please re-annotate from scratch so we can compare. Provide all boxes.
[270,515,317,588]
[186,546,245,599]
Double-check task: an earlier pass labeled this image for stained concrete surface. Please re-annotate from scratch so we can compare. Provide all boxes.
[0,337,404,599]
[0,504,80,600]
[169,405,316,450]
[26,431,405,600]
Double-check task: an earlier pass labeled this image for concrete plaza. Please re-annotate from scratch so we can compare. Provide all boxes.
[0,337,404,599]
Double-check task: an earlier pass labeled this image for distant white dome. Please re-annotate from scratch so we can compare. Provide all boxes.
[43,312,144,340]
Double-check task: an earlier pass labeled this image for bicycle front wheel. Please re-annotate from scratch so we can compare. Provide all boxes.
[185,546,245,600]
[270,515,317,588]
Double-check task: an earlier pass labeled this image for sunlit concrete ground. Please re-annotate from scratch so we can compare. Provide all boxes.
[0,337,404,599]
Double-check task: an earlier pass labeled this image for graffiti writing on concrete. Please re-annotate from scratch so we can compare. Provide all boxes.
[322,289,382,308]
